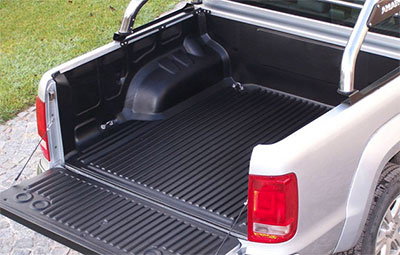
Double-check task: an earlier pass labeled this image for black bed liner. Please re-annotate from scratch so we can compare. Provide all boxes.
[0,168,240,255]
[68,82,330,235]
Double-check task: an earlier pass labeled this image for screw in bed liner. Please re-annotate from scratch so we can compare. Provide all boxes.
[232,82,244,91]
[48,89,56,101]
[100,120,114,130]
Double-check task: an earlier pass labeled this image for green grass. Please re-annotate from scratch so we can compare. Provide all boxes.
[0,0,180,123]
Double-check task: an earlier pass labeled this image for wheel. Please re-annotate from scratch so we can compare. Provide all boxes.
[351,163,400,255]
[375,194,400,255]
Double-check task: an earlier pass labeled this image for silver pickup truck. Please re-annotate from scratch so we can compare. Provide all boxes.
[1,0,399,254]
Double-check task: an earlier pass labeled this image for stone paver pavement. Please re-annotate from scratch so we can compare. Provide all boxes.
[0,107,81,255]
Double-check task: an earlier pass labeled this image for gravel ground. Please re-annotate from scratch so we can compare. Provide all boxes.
[0,107,80,255]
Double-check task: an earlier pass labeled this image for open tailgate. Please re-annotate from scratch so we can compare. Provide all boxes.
[0,168,240,254]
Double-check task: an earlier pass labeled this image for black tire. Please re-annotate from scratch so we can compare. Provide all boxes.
[349,163,400,255]
[392,153,400,165]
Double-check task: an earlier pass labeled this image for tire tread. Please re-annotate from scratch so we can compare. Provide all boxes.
[338,163,400,255]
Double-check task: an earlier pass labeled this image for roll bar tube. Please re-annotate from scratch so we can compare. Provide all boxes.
[113,0,149,41]
[113,0,203,42]
[114,0,399,92]
[338,0,400,95]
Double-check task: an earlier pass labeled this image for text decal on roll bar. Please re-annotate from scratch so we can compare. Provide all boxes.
[368,0,400,27]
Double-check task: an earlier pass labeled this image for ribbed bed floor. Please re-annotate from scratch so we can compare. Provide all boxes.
[68,84,330,234]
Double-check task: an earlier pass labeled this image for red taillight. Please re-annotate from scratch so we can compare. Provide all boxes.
[36,97,50,161]
[248,173,298,243]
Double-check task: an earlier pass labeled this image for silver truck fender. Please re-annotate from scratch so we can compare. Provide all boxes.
[334,113,400,252]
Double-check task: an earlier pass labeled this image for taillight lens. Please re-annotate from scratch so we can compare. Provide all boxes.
[248,173,298,243]
[36,97,50,161]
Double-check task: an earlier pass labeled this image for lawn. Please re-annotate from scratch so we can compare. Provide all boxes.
[0,0,180,123]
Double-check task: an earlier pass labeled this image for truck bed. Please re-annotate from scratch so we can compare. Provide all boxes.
[67,83,330,235]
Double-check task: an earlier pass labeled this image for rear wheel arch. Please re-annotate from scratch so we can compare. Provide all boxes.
[348,163,400,254]
[334,114,400,252]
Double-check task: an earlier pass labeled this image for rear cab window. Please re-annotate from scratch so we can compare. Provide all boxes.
[228,0,400,37]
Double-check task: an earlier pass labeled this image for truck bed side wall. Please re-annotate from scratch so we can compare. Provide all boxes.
[54,14,399,157]
[248,75,400,254]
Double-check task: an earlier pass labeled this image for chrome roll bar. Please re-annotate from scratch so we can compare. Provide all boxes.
[119,0,149,34]
[113,0,202,42]
[114,0,398,94]
[319,0,363,9]
[338,0,400,95]
[114,0,148,41]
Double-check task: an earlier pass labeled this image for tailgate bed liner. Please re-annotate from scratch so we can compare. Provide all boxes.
[0,168,239,254]
[68,83,330,235]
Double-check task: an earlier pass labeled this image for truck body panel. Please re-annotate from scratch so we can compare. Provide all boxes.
[1,1,399,254]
